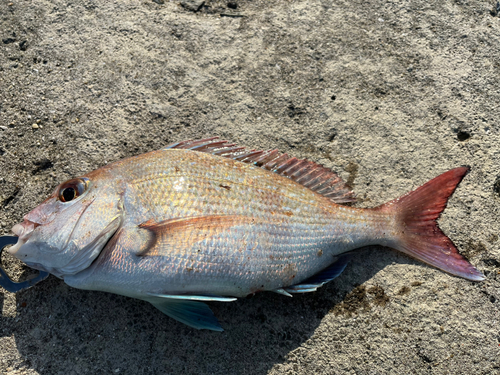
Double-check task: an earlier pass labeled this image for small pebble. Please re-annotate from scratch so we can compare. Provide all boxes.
[32,123,39,129]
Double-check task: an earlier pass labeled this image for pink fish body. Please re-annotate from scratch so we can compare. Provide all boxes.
[8,138,484,331]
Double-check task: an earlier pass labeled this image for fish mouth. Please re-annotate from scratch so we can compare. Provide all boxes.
[8,219,40,256]
[8,215,123,277]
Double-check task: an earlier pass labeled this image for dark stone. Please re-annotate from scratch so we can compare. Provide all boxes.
[328,129,337,142]
[32,159,54,174]
[494,175,500,197]
[19,40,27,51]
[374,87,387,97]
[2,37,15,44]
[483,258,500,267]
[286,104,305,118]
[456,130,470,141]
[437,109,447,120]
[1,186,20,207]
[490,2,499,17]
[152,0,164,4]
[180,0,205,12]
[227,2,237,9]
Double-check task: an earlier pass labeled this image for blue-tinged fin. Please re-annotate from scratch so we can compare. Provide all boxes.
[148,297,225,331]
[272,288,293,297]
[147,293,237,302]
[284,253,354,294]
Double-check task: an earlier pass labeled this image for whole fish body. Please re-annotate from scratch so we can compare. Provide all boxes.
[7,138,484,331]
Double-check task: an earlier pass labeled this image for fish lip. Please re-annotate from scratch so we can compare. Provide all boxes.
[11,219,39,239]
[11,223,25,237]
[8,219,39,256]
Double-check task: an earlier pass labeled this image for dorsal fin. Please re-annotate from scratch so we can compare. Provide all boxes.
[164,137,355,204]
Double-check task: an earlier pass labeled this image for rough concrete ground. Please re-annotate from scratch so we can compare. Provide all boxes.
[0,0,499,374]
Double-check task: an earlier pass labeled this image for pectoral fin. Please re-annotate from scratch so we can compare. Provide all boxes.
[138,215,258,257]
[147,297,225,331]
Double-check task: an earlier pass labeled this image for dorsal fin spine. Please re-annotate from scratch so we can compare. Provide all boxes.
[294,166,316,183]
[266,154,289,171]
[163,137,355,204]
[255,150,279,166]
[277,158,299,174]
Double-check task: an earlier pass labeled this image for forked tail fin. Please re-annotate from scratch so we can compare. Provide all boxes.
[377,167,484,281]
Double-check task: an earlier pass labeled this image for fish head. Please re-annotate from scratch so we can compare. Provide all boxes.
[8,171,124,278]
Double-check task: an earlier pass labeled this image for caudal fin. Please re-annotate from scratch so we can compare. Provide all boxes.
[377,167,484,281]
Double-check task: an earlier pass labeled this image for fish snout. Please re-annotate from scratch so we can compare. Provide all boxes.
[8,220,38,256]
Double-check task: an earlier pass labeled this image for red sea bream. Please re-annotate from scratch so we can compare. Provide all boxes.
[7,138,484,331]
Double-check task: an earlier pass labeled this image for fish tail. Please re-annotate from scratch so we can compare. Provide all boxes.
[377,166,484,281]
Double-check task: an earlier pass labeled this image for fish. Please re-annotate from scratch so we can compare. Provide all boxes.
[6,137,484,331]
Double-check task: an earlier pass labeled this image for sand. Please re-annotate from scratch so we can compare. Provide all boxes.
[0,0,499,374]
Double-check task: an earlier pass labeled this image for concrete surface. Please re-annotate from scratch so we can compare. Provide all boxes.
[0,0,499,374]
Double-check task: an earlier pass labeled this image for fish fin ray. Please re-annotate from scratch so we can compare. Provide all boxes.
[272,288,293,297]
[284,254,353,293]
[163,137,355,204]
[147,293,237,302]
[148,298,224,331]
[377,167,484,281]
[138,215,257,257]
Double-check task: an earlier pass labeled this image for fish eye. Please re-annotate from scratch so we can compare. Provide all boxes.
[58,178,89,203]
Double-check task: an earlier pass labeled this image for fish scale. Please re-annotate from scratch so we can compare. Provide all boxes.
[66,150,389,299]
[5,138,484,331]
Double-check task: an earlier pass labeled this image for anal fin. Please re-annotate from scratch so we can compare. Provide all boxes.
[272,288,293,297]
[284,253,353,294]
[147,293,237,302]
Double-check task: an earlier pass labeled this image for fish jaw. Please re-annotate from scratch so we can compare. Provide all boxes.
[8,219,43,265]
[8,218,67,274]
[8,215,123,278]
